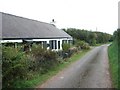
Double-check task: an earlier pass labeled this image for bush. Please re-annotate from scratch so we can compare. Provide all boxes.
[76,40,90,50]
[30,44,58,73]
[68,47,78,56]
[2,44,59,88]
[57,50,63,58]
[42,50,58,72]
[62,43,70,52]
[62,43,71,58]
[83,43,90,50]
[2,46,29,88]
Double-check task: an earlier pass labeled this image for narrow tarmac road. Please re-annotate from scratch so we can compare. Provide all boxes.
[37,44,112,88]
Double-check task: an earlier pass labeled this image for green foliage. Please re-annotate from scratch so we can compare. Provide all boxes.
[2,46,29,88]
[2,44,59,88]
[62,43,70,52]
[76,40,84,47]
[30,44,58,73]
[76,40,90,50]
[91,39,96,46]
[108,40,118,88]
[113,30,118,40]
[12,49,90,88]
[2,40,91,88]
[61,43,71,58]
[63,28,112,45]
[108,29,120,88]
[117,29,120,89]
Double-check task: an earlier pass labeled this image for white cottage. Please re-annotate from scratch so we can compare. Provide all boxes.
[0,12,73,51]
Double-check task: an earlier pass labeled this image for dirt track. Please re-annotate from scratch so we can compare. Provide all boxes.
[37,45,112,88]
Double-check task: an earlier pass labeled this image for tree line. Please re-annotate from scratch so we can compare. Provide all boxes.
[63,28,113,45]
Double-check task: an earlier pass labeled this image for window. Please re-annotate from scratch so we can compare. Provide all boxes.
[58,41,60,49]
[43,41,47,48]
[54,40,57,49]
[49,40,57,49]
[68,40,73,45]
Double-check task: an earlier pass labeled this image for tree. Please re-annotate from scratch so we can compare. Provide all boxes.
[63,28,112,45]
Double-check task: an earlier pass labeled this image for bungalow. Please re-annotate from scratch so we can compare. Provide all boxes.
[0,12,73,51]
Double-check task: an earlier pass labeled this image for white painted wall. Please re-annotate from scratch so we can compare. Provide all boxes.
[0,40,23,43]
[1,37,73,51]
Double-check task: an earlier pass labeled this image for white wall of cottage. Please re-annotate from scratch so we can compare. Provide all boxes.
[1,37,73,51]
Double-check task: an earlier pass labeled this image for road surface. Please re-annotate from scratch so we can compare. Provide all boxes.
[37,44,112,88]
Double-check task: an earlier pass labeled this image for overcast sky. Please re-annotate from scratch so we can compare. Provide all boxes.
[0,0,119,34]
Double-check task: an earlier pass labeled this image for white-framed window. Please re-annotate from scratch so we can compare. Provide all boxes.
[49,40,57,49]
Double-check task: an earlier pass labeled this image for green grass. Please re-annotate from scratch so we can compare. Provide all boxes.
[14,49,90,88]
[95,42,112,46]
[108,40,118,88]
[95,43,104,46]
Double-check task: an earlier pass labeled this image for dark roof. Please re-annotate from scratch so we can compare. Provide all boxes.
[1,12,72,39]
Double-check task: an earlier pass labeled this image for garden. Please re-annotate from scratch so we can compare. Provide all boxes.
[2,40,90,88]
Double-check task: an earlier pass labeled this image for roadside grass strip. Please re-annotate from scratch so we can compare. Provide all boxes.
[108,41,118,88]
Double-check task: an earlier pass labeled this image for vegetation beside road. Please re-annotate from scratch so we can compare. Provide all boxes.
[108,40,118,88]
[2,44,90,88]
[2,28,113,88]
[20,49,90,88]
[108,29,120,88]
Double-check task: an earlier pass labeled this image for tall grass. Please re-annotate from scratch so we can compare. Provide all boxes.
[108,40,118,88]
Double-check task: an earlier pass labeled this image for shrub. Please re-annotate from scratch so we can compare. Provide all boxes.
[91,39,96,46]
[57,50,63,58]
[83,43,90,50]
[62,43,71,58]
[76,40,90,50]
[2,46,29,88]
[30,44,58,73]
[62,43,70,52]
[68,47,78,56]
[2,44,59,88]
[42,50,58,72]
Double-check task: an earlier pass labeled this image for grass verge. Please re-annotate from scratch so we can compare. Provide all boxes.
[95,42,112,46]
[15,49,90,88]
[108,40,118,88]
